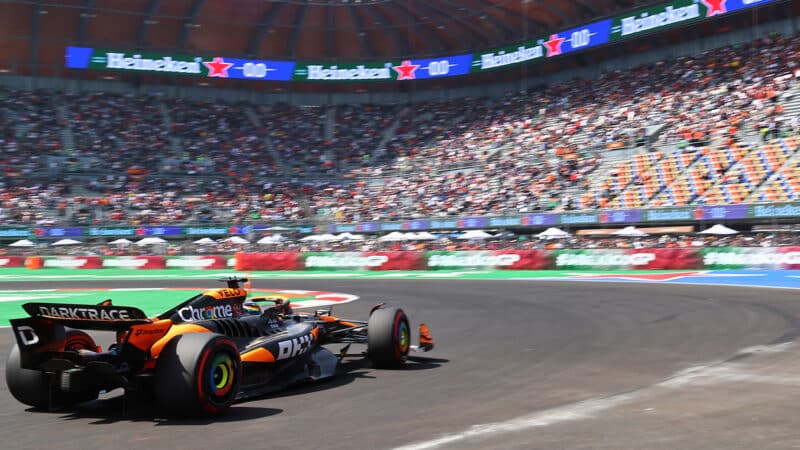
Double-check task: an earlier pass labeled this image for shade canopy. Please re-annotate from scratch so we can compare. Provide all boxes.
[224,236,250,244]
[257,234,287,244]
[612,226,649,237]
[300,234,340,242]
[9,239,35,247]
[108,238,133,245]
[456,230,493,240]
[193,237,216,244]
[336,232,365,241]
[377,231,408,242]
[406,231,437,240]
[136,237,168,246]
[536,227,571,239]
[51,239,82,246]
[699,224,738,235]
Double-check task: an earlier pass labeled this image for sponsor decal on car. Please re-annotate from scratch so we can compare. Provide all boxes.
[277,333,314,360]
[37,305,132,320]
[177,304,236,321]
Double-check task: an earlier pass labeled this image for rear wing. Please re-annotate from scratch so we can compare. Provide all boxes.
[21,302,150,331]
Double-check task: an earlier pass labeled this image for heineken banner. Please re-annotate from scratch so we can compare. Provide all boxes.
[64,0,775,82]
[610,0,775,41]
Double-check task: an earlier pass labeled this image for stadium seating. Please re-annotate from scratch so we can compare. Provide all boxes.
[0,34,798,226]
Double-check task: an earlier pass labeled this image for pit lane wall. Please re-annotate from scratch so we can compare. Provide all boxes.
[9,248,800,270]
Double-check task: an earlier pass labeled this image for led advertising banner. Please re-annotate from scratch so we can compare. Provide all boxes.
[66,47,296,81]
[64,0,776,82]
[610,0,776,41]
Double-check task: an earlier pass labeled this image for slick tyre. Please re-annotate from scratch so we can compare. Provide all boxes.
[6,330,100,410]
[64,329,100,353]
[5,344,51,409]
[367,307,410,369]
[155,333,241,416]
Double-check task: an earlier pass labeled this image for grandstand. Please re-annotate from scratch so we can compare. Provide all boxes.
[0,0,798,235]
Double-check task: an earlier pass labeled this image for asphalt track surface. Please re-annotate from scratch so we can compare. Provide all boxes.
[3,279,800,449]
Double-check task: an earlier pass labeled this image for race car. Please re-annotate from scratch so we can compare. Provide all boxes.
[5,277,433,415]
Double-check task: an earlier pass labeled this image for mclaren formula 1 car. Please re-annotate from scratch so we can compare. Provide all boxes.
[5,277,433,415]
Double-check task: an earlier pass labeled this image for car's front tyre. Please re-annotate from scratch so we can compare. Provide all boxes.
[367,307,410,369]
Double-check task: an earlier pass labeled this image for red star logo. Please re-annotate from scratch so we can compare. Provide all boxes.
[544,34,565,57]
[393,60,419,80]
[135,227,147,236]
[702,0,727,17]
[203,57,234,78]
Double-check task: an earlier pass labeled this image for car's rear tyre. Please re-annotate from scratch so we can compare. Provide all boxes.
[154,333,241,416]
[6,330,101,410]
[367,307,410,369]
[5,344,52,409]
[64,329,100,352]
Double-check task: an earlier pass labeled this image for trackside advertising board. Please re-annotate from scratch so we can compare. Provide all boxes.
[19,248,800,270]
[64,0,775,82]
[4,199,799,239]
[33,256,232,269]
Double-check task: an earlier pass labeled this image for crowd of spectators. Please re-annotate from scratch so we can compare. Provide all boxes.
[167,98,282,179]
[312,34,800,219]
[0,34,798,227]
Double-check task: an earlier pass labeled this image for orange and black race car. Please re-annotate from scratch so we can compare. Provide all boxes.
[5,277,433,415]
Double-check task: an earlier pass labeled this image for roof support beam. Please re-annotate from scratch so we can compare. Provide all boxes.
[408,0,490,49]
[246,2,288,56]
[573,0,600,18]
[485,0,547,36]
[177,0,207,51]
[389,2,444,54]
[77,0,94,46]
[30,0,41,75]
[535,1,570,27]
[136,0,161,49]
[347,6,374,58]
[325,1,335,58]
[361,5,410,56]
[286,2,308,57]
[438,0,517,43]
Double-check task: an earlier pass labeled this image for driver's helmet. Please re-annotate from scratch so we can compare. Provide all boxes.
[242,302,263,316]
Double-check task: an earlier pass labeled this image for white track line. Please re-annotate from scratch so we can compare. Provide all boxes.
[394,342,797,450]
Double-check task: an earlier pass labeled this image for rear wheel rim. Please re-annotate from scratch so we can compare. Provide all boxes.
[208,353,235,398]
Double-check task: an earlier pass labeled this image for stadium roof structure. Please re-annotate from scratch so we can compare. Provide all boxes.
[3,0,651,64]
